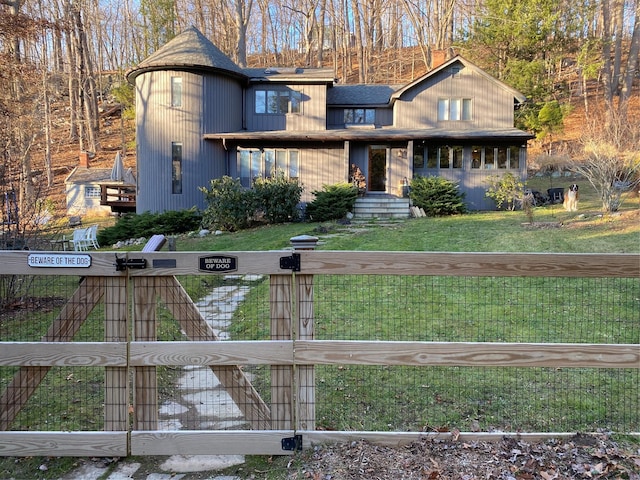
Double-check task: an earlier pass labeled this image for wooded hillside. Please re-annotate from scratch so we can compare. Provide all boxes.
[0,0,638,223]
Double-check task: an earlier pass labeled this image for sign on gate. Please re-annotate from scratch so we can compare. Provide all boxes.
[199,255,238,273]
[27,253,92,268]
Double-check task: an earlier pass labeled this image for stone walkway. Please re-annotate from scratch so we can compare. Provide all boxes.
[59,276,262,480]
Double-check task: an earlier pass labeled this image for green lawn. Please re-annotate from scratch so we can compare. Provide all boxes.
[176,177,639,254]
[0,182,638,478]
[217,183,639,434]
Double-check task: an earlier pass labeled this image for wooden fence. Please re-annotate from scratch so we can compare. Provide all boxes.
[0,249,638,457]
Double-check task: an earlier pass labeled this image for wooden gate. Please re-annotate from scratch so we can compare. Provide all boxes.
[0,249,638,456]
[0,250,301,456]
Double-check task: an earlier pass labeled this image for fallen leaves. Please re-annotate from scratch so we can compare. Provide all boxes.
[291,433,640,479]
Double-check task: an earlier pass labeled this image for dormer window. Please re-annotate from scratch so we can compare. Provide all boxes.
[344,108,375,125]
[255,89,302,114]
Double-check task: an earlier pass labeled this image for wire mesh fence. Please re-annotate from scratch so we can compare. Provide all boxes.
[296,274,639,433]
[150,272,639,435]
[0,275,107,432]
[0,256,638,446]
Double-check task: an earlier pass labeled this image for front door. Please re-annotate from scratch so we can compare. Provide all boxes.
[368,146,387,192]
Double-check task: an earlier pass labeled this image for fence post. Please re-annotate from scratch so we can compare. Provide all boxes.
[104,277,129,432]
[291,235,318,431]
[270,273,293,429]
[132,277,158,430]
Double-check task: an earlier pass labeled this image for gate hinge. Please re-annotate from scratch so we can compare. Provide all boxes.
[279,253,301,272]
[115,256,147,271]
[281,434,303,451]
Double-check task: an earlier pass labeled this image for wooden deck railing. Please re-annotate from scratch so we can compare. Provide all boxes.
[100,184,136,213]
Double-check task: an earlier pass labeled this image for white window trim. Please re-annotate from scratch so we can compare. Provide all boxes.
[438,97,472,121]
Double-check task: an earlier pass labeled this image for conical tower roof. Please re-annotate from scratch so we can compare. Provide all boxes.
[127,27,246,82]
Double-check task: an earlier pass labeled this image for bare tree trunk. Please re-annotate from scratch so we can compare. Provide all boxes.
[41,34,53,187]
[233,0,253,67]
[601,0,638,121]
[1,0,23,61]
[373,0,383,52]
[618,0,639,118]
[18,131,35,215]
[66,1,98,152]
[257,0,269,56]
[64,0,79,141]
[316,0,327,67]
[582,73,589,115]
[350,0,366,83]
[402,0,431,68]
[78,10,100,144]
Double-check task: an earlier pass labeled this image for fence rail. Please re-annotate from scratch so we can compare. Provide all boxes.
[0,250,638,456]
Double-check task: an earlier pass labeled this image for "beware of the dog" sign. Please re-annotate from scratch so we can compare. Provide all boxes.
[198,255,238,273]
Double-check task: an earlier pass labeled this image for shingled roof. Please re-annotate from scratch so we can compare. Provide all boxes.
[327,84,401,106]
[126,27,246,82]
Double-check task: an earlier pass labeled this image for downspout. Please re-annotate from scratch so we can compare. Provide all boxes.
[344,140,350,181]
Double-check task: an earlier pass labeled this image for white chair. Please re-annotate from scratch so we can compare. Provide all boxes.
[84,224,100,249]
[70,227,88,251]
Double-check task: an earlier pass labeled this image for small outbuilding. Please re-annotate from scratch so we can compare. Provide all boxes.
[65,151,136,216]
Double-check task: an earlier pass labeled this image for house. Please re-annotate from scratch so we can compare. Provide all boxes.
[126,27,533,215]
[65,151,136,216]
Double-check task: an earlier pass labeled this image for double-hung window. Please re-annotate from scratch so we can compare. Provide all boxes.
[255,89,302,114]
[438,98,472,121]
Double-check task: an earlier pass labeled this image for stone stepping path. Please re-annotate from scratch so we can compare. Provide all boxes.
[61,275,263,479]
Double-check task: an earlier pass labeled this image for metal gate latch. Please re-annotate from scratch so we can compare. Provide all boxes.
[115,256,147,271]
[279,253,301,272]
[281,434,303,451]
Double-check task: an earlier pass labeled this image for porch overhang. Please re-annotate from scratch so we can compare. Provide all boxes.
[204,128,534,144]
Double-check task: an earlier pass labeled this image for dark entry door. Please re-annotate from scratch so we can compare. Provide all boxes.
[368,146,387,192]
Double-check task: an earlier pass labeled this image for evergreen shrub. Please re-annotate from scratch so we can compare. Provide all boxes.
[200,176,255,231]
[253,171,303,224]
[97,208,202,246]
[305,183,358,221]
[409,175,467,216]
[200,174,304,231]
